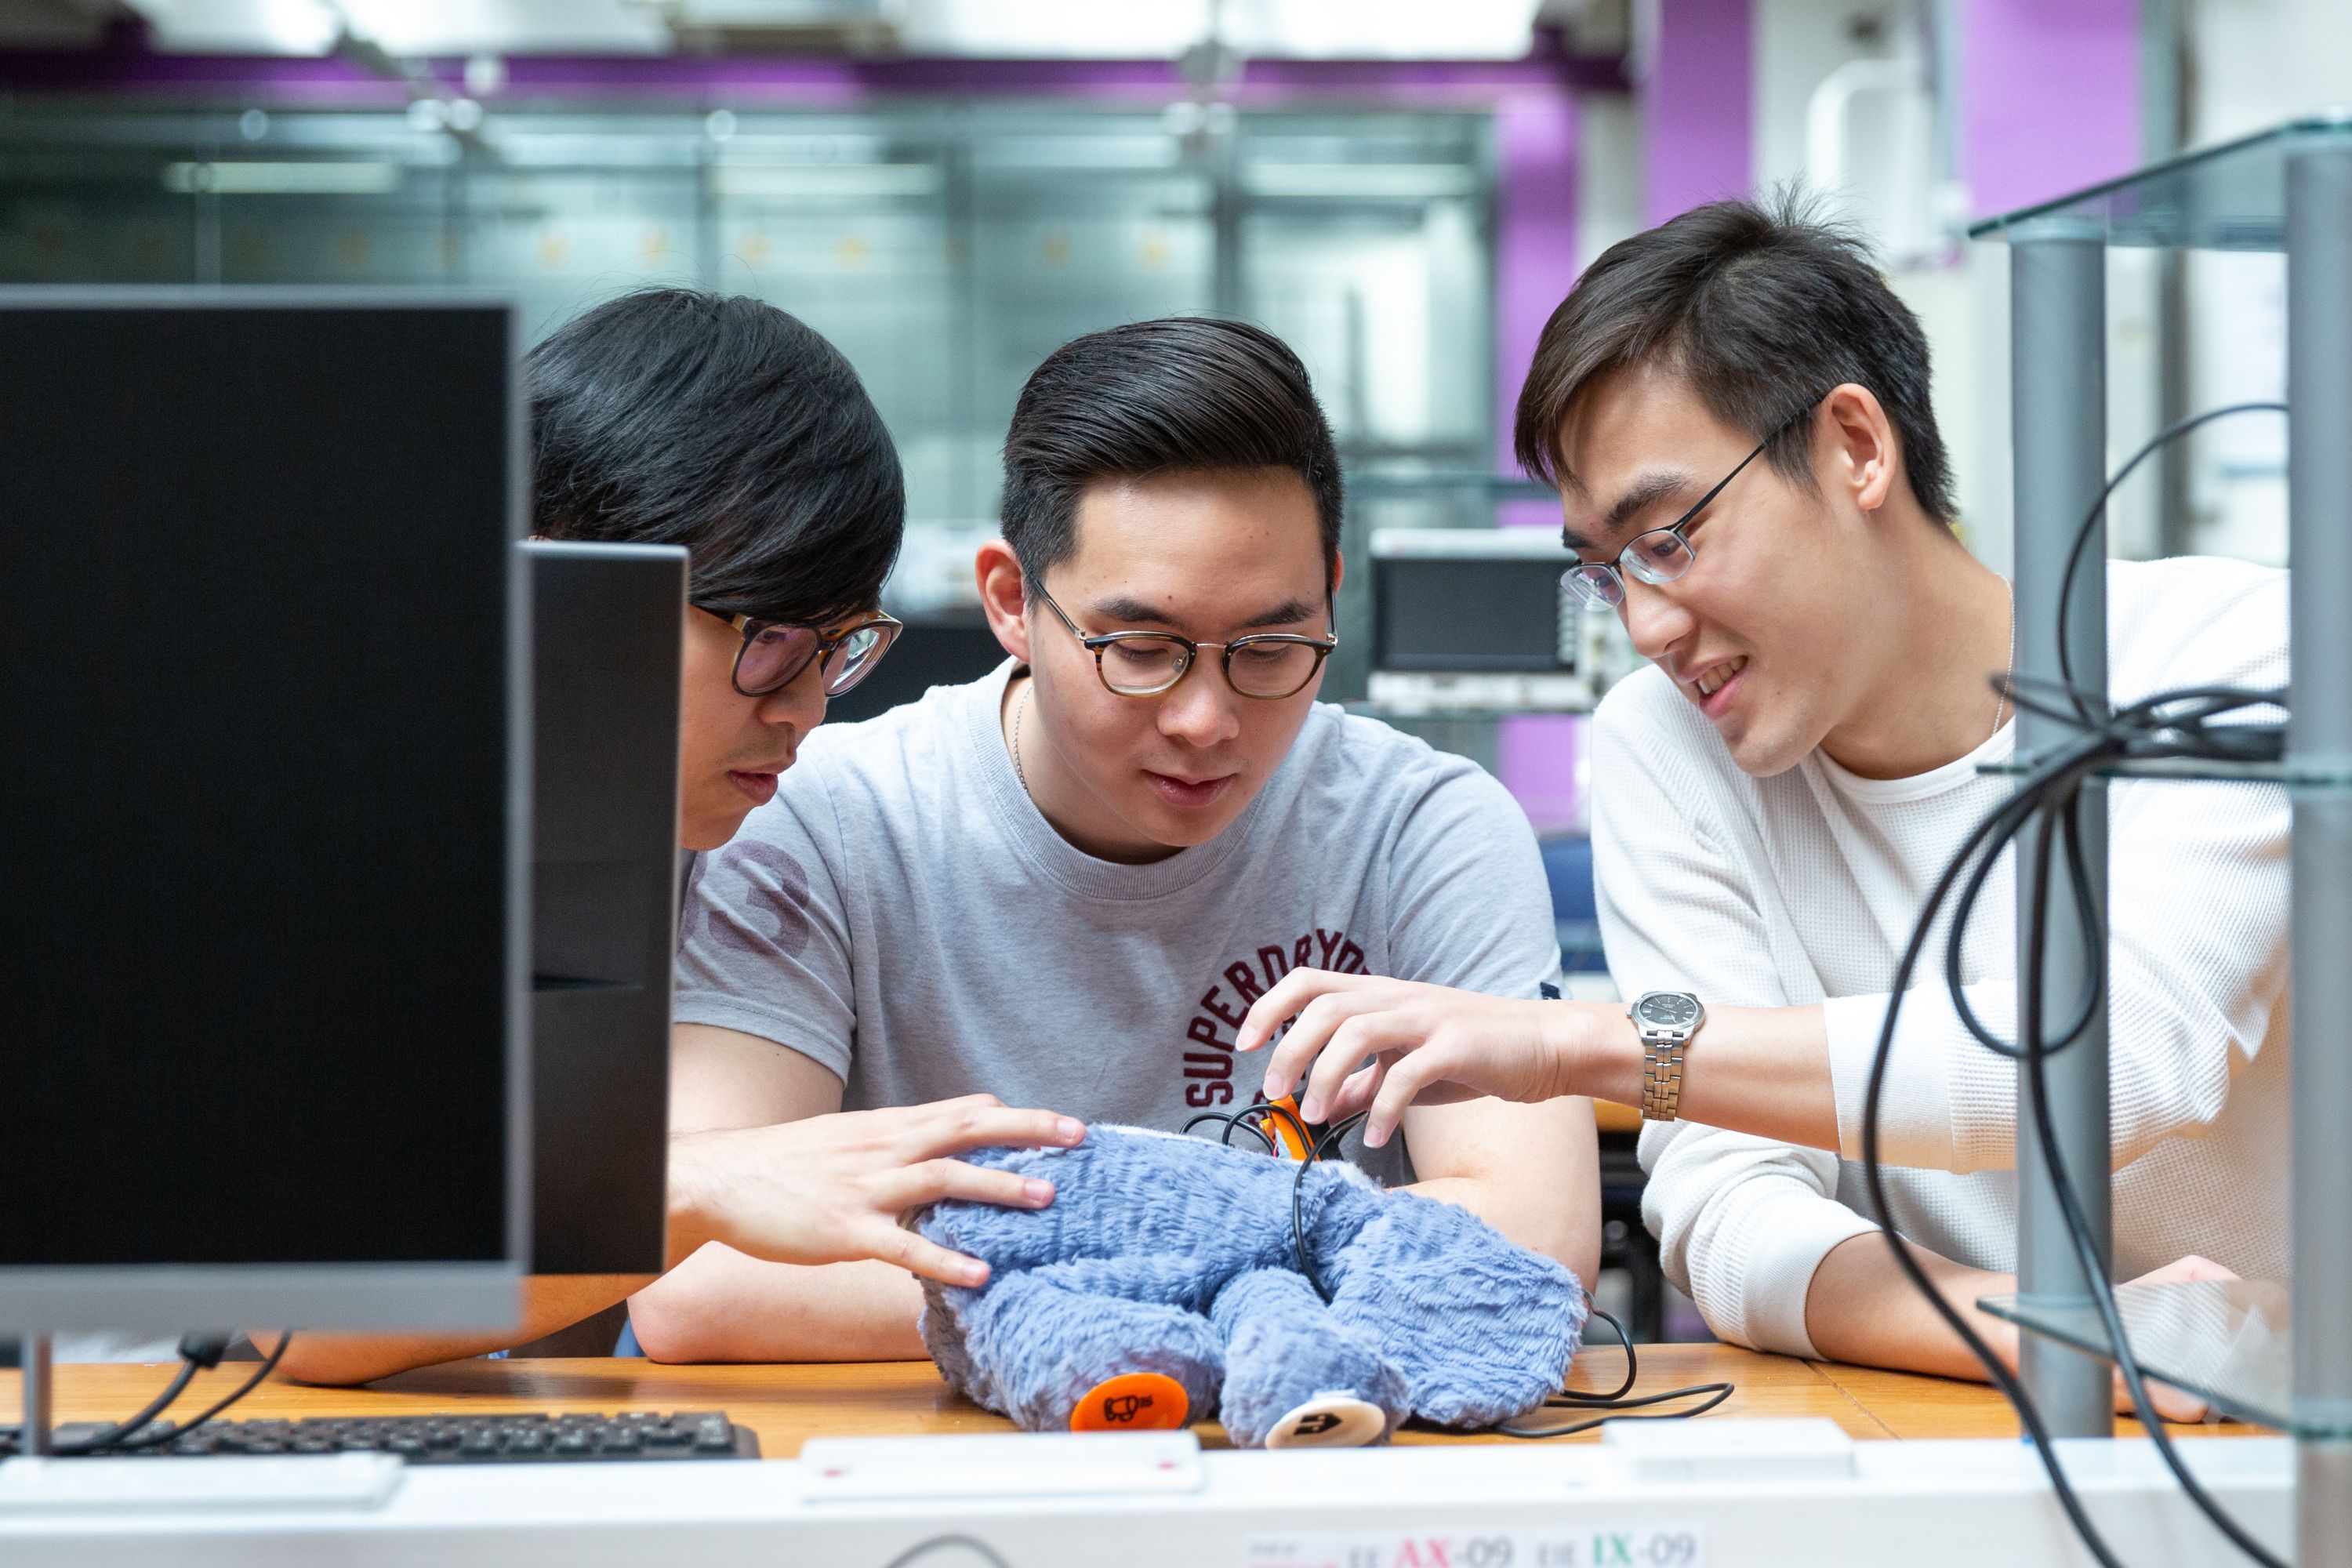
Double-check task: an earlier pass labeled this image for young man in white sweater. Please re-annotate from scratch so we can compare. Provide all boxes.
[1236,198,2287,1400]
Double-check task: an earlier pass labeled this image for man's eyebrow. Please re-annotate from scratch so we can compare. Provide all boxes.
[1088,595,1184,630]
[1087,594,1323,633]
[1234,597,1322,631]
[1562,470,1693,554]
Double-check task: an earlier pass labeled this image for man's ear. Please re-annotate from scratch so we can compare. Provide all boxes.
[1822,382,1900,516]
[1330,549,1345,599]
[975,538,1033,665]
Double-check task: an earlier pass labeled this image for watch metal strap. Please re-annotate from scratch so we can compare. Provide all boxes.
[1639,1026,1688,1122]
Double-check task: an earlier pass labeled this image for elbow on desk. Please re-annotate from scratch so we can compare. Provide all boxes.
[626,1279,739,1365]
[272,1339,434,1388]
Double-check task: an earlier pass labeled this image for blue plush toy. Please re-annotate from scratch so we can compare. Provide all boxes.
[911,1124,1588,1449]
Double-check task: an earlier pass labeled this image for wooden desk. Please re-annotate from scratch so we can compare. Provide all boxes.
[2,1345,2254,1458]
[1595,1099,1644,1135]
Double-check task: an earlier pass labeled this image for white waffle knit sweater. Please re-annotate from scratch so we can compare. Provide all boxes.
[1594,557,2290,1357]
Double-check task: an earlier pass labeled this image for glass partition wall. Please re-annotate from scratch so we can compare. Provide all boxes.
[1,99,1497,703]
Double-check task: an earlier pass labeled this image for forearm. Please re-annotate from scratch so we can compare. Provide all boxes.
[273,1274,654,1387]
[628,1245,927,1363]
[1802,1231,2016,1381]
[1570,1003,1838,1152]
[1406,1174,1595,1286]
[1401,1098,1600,1286]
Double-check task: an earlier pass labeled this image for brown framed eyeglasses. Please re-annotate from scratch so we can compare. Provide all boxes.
[1033,583,1336,700]
[693,604,903,698]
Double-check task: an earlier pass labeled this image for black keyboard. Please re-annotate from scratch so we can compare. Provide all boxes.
[38,1410,760,1462]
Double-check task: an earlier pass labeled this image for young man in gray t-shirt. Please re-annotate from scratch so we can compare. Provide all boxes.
[635,318,1599,1363]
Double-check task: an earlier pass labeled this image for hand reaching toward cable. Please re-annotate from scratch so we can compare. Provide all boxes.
[1238,971,1584,1148]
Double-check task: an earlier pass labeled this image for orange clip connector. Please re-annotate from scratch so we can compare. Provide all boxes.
[1263,1095,1314,1161]
[1069,1372,1190,1432]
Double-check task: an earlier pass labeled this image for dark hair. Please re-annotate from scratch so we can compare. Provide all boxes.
[1000,317,1343,584]
[527,288,904,624]
[1512,193,1957,524]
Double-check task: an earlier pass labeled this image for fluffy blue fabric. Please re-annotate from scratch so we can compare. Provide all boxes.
[913,1125,1587,1446]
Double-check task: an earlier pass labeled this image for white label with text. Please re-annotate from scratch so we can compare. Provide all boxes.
[1245,1525,1705,1568]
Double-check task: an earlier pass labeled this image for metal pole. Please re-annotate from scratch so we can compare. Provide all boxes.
[2286,139,2352,1568]
[2007,219,2115,1439]
[2140,0,2197,556]
[1209,114,1243,320]
[19,1336,53,1457]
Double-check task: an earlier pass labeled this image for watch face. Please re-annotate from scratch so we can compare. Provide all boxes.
[1635,993,1700,1029]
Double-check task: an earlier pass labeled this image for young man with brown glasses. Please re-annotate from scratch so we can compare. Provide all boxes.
[633,316,1599,1361]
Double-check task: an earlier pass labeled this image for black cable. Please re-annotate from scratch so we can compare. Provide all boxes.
[2018,791,2288,1568]
[0,1334,234,1458]
[1182,1104,1283,1159]
[1858,401,2293,1568]
[880,1533,1014,1568]
[1492,1308,1734,1439]
[56,1363,201,1456]
[1185,1099,1345,1299]
[1860,713,2144,1568]
[2054,401,2287,713]
[103,1330,296,1453]
[1862,681,2287,1568]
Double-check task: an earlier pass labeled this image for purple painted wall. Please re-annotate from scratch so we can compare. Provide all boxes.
[1961,0,2140,219]
[0,35,1624,104]
[1497,713,1587,836]
[1490,85,1588,821]
[1642,0,1753,226]
[1494,91,1579,480]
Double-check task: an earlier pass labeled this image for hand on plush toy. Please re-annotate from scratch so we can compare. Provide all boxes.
[670,1096,1087,1286]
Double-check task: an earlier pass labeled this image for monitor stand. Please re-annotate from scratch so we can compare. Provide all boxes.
[16,1336,49,1457]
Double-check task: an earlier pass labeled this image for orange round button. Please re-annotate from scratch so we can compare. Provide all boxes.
[1069,1372,1190,1432]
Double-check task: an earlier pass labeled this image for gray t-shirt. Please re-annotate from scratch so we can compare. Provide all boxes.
[673,662,1559,1184]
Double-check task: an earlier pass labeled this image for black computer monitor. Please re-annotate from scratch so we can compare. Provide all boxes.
[524,540,684,1277]
[1372,533,1578,674]
[0,289,528,1335]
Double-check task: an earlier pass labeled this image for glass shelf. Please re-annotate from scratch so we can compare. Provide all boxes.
[1975,754,2352,787]
[1969,112,2352,252]
[1345,471,1555,501]
[1976,1279,2335,1436]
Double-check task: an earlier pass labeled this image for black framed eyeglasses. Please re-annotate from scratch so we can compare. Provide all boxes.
[693,604,903,698]
[1562,394,1825,611]
[1033,583,1337,700]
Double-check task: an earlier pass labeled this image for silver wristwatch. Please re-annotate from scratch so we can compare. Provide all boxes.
[1628,991,1705,1123]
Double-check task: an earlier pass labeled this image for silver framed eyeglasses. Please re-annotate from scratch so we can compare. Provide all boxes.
[1033,583,1337,699]
[1561,396,1823,611]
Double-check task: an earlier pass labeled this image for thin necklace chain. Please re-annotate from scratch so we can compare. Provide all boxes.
[1012,681,1033,796]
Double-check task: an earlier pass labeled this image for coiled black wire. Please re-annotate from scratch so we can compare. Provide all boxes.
[1492,1308,1734,1439]
[1860,401,2291,1568]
